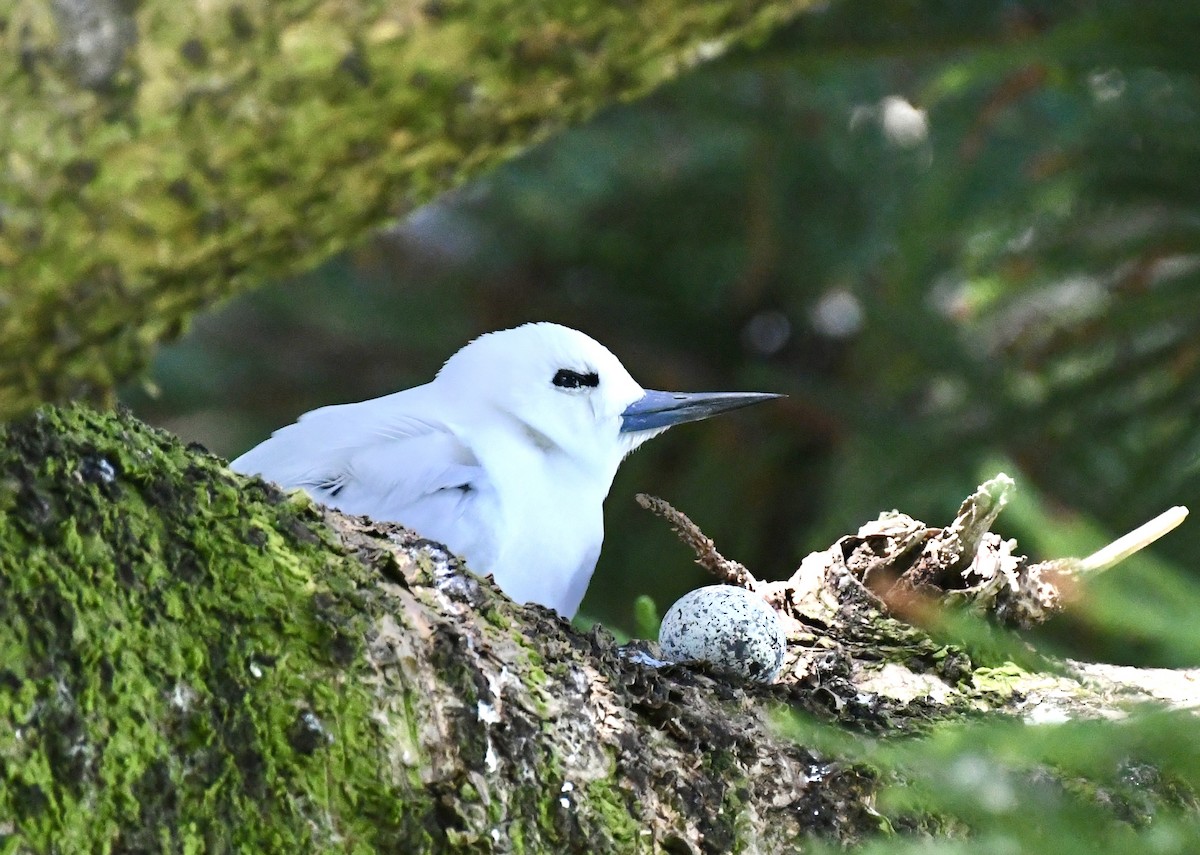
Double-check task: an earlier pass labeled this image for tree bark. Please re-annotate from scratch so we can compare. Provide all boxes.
[0,0,810,420]
[3,404,1196,852]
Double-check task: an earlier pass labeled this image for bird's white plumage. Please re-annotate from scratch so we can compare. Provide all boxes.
[232,322,775,618]
[232,323,652,617]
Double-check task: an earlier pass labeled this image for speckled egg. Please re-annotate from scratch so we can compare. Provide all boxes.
[658,585,787,683]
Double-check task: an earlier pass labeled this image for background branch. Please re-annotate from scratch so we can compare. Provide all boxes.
[0,0,811,418]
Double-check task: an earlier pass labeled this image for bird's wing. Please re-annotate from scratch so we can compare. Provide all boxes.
[231,386,485,524]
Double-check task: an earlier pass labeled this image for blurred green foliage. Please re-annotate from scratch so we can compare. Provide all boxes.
[129,0,1200,668]
[790,707,1200,853]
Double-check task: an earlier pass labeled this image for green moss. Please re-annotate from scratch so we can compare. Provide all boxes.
[502,629,551,716]
[581,777,643,850]
[697,749,751,852]
[481,606,512,630]
[971,663,1030,697]
[526,665,548,688]
[512,631,545,664]
[0,404,434,850]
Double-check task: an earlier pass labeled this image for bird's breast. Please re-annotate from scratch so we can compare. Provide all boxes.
[481,472,606,617]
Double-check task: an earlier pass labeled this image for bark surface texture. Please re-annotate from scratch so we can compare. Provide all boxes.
[0,405,874,852]
[4,405,1197,852]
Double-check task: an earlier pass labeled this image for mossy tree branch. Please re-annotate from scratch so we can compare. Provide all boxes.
[3,405,1197,851]
[0,405,873,851]
[0,0,811,419]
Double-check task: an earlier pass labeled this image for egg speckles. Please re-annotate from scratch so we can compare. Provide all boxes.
[658,585,787,683]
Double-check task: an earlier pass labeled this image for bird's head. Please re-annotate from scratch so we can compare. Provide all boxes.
[436,322,780,480]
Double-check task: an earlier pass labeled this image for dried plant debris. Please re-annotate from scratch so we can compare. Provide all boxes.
[640,476,1187,631]
[638,477,1188,711]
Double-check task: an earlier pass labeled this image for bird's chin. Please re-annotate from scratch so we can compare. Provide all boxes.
[620,426,671,458]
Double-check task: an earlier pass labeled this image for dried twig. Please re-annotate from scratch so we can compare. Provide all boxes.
[1070,506,1190,576]
[635,493,757,587]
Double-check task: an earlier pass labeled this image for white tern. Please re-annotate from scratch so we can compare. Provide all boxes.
[231,322,778,617]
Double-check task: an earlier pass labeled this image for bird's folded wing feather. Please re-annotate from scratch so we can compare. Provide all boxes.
[230,386,485,523]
